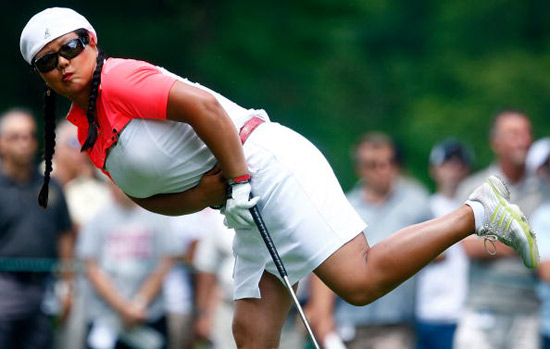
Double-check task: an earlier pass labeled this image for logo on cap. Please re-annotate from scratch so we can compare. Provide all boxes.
[44,28,51,39]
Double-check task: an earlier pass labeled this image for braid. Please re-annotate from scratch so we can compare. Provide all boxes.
[81,50,106,152]
[38,87,56,208]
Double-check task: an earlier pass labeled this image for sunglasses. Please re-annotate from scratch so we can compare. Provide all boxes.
[33,36,89,73]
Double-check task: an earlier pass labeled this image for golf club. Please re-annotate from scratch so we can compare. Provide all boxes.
[249,203,321,349]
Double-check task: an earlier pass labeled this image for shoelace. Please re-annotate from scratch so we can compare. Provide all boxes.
[483,234,498,256]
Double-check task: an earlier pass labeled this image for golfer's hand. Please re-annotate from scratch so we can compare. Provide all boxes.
[198,165,227,208]
[221,182,260,229]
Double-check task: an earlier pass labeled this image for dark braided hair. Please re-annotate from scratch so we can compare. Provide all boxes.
[81,49,106,152]
[38,86,56,208]
[38,29,106,208]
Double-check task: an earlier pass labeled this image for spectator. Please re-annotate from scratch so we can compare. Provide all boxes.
[52,120,111,228]
[415,138,473,349]
[192,209,234,348]
[526,137,550,185]
[455,109,544,349]
[78,183,177,349]
[51,120,95,187]
[0,108,73,349]
[307,132,432,349]
[161,214,203,349]
[52,120,111,349]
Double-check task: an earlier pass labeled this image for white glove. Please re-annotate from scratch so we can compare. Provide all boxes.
[221,182,260,229]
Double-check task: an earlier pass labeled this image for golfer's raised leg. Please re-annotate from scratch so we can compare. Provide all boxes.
[315,175,538,306]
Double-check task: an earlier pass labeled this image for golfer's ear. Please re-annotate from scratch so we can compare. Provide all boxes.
[87,30,98,46]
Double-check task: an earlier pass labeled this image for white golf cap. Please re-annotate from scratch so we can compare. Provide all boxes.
[526,137,550,174]
[20,7,97,65]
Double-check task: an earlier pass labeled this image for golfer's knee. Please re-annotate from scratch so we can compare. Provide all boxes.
[340,292,372,307]
[333,271,389,306]
[338,284,383,306]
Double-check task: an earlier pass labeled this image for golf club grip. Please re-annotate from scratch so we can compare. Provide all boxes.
[249,205,288,278]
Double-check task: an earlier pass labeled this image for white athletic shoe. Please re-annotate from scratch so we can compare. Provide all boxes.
[466,175,539,269]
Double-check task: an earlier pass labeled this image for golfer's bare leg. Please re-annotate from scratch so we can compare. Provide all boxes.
[232,271,294,348]
[315,205,474,305]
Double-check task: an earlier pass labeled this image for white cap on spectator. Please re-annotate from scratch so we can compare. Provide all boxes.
[20,7,97,64]
[526,137,550,175]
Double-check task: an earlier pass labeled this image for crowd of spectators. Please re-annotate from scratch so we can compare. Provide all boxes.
[0,107,549,349]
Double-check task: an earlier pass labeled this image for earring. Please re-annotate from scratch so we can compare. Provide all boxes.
[46,87,51,97]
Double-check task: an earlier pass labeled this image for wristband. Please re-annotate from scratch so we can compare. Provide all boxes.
[226,174,251,199]
[227,174,250,185]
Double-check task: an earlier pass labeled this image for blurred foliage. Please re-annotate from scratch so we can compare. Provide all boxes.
[5,0,550,191]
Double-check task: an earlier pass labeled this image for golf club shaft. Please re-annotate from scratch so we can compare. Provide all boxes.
[249,204,321,349]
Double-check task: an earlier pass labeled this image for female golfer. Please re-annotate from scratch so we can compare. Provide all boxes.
[21,8,538,348]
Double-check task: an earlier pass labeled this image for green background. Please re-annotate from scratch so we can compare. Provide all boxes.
[6,0,550,191]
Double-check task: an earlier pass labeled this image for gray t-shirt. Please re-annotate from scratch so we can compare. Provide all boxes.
[456,164,544,314]
[77,203,178,322]
[335,177,432,326]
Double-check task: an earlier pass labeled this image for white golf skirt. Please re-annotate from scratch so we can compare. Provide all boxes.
[234,122,366,299]
[106,119,366,300]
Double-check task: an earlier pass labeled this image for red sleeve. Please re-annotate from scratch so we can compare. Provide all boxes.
[101,58,177,120]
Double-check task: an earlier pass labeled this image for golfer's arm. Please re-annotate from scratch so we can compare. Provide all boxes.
[129,165,226,216]
[166,81,248,180]
[129,186,211,216]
